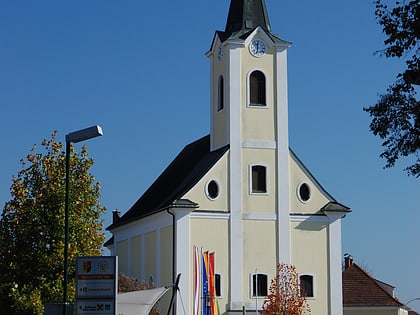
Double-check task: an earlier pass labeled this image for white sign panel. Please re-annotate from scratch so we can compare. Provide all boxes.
[76,256,117,299]
[76,300,115,315]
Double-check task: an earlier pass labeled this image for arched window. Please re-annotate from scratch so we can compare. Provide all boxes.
[250,70,266,106]
[251,165,267,193]
[251,273,268,297]
[299,274,314,298]
[218,75,224,111]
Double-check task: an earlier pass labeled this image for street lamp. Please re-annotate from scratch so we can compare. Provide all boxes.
[407,298,420,305]
[63,125,103,315]
[407,297,420,309]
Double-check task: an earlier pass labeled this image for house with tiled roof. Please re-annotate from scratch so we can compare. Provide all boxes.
[106,1,351,314]
[342,256,409,315]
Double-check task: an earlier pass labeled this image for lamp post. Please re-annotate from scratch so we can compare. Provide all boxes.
[63,125,103,315]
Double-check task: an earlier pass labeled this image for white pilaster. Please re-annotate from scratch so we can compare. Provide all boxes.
[228,43,244,309]
[141,234,145,280]
[209,50,215,150]
[174,208,193,315]
[325,212,345,315]
[275,47,291,264]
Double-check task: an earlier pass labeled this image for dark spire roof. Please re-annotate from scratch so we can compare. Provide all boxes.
[225,0,271,35]
[217,0,287,44]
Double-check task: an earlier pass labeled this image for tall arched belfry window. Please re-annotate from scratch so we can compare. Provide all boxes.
[250,70,266,106]
[218,75,224,111]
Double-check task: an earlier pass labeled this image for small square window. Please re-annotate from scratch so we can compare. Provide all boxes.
[251,165,267,193]
[245,20,254,29]
[215,273,222,297]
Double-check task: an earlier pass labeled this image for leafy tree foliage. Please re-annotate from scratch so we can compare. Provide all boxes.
[364,0,420,177]
[0,131,106,315]
[261,263,310,315]
[118,273,155,293]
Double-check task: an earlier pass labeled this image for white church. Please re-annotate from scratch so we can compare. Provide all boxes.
[106,0,350,314]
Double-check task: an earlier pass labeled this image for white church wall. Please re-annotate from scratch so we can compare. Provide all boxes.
[242,219,277,308]
[291,216,329,314]
[189,214,230,315]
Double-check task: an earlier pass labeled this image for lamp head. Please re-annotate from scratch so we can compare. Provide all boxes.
[66,125,103,143]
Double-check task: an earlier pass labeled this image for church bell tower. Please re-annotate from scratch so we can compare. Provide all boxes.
[206,0,293,310]
[207,0,291,152]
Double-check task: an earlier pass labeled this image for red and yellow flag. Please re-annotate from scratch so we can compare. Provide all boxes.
[208,252,218,315]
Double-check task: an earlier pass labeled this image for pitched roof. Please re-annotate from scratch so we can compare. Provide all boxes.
[342,260,404,307]
[107,135,229,230]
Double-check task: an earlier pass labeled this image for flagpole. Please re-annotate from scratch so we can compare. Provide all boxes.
[255,268,258,315]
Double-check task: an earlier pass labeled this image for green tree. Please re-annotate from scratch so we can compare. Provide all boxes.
[0,131,106,315]
[261,263,310,315]
[364,0,419,177]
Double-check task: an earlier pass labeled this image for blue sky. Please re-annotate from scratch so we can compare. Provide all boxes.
[0,0,419,311]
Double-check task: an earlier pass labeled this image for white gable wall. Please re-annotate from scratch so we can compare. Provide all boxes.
[289,153,333,215]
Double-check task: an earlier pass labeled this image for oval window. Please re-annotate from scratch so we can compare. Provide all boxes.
[207,180,219,200]
[298,183,311,203]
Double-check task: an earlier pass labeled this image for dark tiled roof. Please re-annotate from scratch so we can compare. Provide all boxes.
[342,262,404,307]
[107,135,229,230]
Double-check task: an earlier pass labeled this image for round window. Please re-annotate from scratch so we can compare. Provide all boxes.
[298,182,311,203]
[206,180,219,200]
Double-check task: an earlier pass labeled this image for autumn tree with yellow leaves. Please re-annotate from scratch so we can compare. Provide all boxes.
[0,131,106,315]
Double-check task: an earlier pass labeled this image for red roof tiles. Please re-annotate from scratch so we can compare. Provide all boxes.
[342,260,403,307]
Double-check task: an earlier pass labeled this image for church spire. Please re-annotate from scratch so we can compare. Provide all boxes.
[225,0,271,37]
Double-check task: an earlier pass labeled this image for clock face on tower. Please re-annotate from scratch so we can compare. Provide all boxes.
[249,39,266,57]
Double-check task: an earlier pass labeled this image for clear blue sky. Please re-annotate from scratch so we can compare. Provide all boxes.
[1,0,418,312]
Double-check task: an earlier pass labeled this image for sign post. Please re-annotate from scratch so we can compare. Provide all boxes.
[76,256,118,315]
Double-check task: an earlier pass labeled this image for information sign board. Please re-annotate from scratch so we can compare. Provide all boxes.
[76,256,117,299]
[76,256,117,315]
